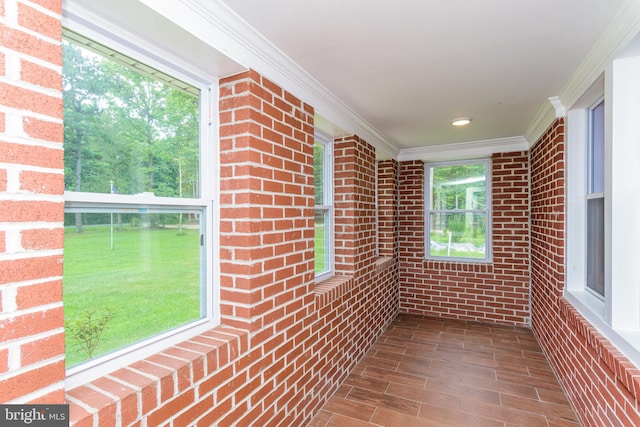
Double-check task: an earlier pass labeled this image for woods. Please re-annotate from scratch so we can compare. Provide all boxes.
[62,36,200,216]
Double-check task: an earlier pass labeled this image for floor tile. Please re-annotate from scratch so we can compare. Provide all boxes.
[308,314,580,426]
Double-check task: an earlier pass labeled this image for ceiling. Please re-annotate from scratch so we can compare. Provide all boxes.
[219,0,624,151]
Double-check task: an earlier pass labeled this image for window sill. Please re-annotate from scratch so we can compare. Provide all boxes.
[422,258,494,273]
[66,325,248,426]
[375,256,394,274]
[561,293,640,394]
[314,275,353,308]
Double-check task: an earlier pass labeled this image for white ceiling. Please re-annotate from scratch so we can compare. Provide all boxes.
[220,0,625,151]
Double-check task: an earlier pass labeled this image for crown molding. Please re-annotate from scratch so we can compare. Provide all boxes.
[524,99,557,147]
[560,0,640,110]
[524,97,566,147]
[525,0,640,147]
[138,0,399,160]
[397,136,529,162]
[548,96,567,117]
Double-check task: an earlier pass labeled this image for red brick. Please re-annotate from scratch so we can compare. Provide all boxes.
[0,348,7,372]
[91,377,138,426]
[68,400,93,427]
[0,141,63,168]
[0,24,62,66]
[0,305,63,342]
[20,331,64,365]
[0,359,64,401]
[0,167,7,193]
[15,279,62,309]
[0,200,63,222]
[129,360,174,403]
[25,0,62,14]
[67,385,117,427]
[18,3,62,41]
[146,389,195,427]
[22,115,63,142]
[110,368,158,414]
[0,82,62,118]
[0,255,62,284]
[20,227,64,250]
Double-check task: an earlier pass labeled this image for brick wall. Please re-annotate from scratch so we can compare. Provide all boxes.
[378,159,398,258]
[0,0,65,405]
[334,135,377,276]
[530,118,640,426]
[1,7,399,421]
[398,153,530,326]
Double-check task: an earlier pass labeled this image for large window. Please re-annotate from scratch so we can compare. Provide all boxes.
[425,159,491,261]
[566,51,640,367]
[586,99,605,297]
[314,136,333,281]
[62,29,216,381]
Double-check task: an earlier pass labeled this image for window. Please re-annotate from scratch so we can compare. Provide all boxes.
[62,29,217,382]
[586,99,605,297]
[566,51,640,367]
[425,159,491,261]
[314,135,333,281]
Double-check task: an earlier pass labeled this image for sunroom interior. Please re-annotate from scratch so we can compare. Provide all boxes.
[3,0,640,426]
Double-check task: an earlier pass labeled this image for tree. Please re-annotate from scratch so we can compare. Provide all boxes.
[63,42,109,232]
[63,37,200,233]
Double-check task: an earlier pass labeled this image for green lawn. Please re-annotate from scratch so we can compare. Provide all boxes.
[429,231,486,258]
[63,224,201,367]
[314,222,325,273]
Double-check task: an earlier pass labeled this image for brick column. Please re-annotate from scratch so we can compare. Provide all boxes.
[218,69,315,332]
[0,0,65,403]
[377,159,398,258]
[333,135,377,277]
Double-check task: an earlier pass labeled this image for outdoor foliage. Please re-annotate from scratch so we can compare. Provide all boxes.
[63,224,202,367]
[428,163,488,257]
[66,308,115,359]
[62,34,204,367]
[62,38,199,206]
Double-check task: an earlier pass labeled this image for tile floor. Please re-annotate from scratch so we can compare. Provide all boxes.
[308,313,580,427]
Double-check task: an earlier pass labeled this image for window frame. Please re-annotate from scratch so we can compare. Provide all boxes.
[62,18,220,389]
[424,158,492,263]
[565,53,640,368]
[585,98,605,298]
[314,133,334,282]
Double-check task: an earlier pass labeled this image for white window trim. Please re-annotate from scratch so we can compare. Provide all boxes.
[424,158,492,263]
[62,14,220,389]
[565,54,640,368]
[314,133,334,283]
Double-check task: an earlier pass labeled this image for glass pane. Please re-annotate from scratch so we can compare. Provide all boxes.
[589,100,605,194]
[430,164,487,210]
[314,211,329,274]
[62,38,200,198]
[429,212,487,259]
[63,211,203,367]
[586,197,605,296]
[314,142,325,205]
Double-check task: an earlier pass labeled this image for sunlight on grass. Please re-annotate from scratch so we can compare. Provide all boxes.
[63,224,202,367]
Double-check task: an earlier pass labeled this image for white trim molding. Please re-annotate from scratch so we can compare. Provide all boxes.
[525,0,640,147]
[549,96,567,118]
[398,136,528,162]
[138,0,399,160]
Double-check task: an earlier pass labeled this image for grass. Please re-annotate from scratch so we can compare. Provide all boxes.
[429,230,486,259]
[63,224,201,367]
[314,222,326,273]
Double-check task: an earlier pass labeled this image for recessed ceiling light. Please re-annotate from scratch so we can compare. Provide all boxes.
[451,117,472,126]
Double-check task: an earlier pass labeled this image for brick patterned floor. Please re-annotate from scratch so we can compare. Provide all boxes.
[309,313,579,426]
